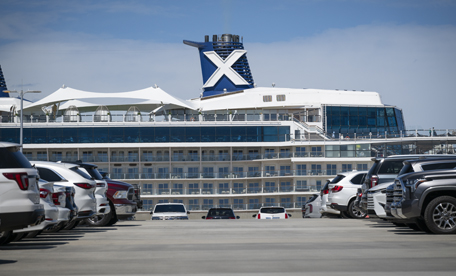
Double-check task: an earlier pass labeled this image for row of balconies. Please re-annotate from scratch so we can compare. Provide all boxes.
[44,152,324,163]
[141,186,319,196]
[111,169,340,180]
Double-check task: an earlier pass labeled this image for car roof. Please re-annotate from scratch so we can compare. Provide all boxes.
[404,157,456,165]
[0,141,20,148]
[372,154,456,162]
[335,170,368,177]
[31,161,79,169]
[398,169,456,180]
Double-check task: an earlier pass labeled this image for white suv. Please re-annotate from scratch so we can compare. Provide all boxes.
[151,203,189,220]
[327,171,368,218]
[0,142,44,236]
[31,161,97,221]
[253,206,291,219]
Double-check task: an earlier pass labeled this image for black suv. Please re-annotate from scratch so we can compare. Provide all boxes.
[390,169,456,234]
[357,155,456,213]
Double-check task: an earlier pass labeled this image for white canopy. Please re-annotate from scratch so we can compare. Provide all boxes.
[24,86,195,113]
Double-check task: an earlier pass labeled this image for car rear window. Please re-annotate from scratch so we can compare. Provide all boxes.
[70,167,93,180]
[260,207,285,214]
[0,147,32,169]
[208,209,234,217]
[37,167,64,182]
[377,160,404,174]
[350,173,366,184]
[80,166,103,180]
[331,175,345,184]
[154,204,186,213]
[422,162,456,171]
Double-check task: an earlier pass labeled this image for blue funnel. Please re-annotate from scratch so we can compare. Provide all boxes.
[0,65,9,97]
[184,34,254,97]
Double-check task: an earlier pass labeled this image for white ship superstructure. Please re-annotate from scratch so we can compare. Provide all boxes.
[1,34,455,213]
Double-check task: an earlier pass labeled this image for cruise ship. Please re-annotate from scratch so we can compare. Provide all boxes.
[1,34,455,216]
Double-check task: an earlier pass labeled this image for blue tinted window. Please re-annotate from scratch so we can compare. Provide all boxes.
[62,128,77,143]
[216,127,230,142]
[170,127,184,142]
[78,128,93,143]
[140,128,154,142]
[340,107,349,116]
[185,127,200,142]
[155,128,168,142]
[201,127,215,142]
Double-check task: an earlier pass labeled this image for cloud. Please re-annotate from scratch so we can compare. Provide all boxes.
[1,23,455,129]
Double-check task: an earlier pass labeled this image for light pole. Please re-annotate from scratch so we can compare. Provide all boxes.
[4,89,41,151]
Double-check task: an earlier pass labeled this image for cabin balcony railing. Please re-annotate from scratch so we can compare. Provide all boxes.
[139,185,321,196]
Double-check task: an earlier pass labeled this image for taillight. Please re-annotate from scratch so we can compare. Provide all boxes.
[3,172,29,190]
[74,183,94,189]
[323,189,329,194]
[285,213,288,219]
[229,217,235,219]
[52,192,65,206]
[309,204,313,213]
[331,186,343,193]
[257,214,260,219]
[96,182,105,187]
[40,188,51,199]
[370,175,378,188]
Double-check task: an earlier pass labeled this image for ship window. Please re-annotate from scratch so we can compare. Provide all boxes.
[263,95,272,102]
[276,95,285,101]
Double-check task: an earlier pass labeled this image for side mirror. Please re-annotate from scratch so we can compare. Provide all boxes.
[201,216,206,219]
[150,211,153,214]
[236,216,240,219]
[288,214,292,217]
[187,211,190,214]
[252,214,256,218]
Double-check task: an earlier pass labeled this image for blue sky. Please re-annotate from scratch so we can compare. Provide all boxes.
[1,0,455,129]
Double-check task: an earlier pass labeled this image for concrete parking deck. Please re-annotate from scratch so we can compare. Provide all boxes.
[1,218,456,276]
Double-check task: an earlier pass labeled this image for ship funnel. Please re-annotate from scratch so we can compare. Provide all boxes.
[183,34,254,97]
[0,65,9,98]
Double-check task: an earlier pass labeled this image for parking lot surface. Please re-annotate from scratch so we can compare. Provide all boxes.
[1,218,456,276]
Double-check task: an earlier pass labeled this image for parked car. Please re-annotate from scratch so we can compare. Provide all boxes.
[0,142,45,245]
[31,161,97,225]
[13,179,62,238]
[253,206,290,219]
[358,155,456,217]
[384,157,456,217]
[303,194,322,218]
[100,172,139,224]
[327,171,367,218]
[319,178,340,217]
[390,169,456,234]
[150,203,189,220]
[202,208,239,219]
[61,162,114,226]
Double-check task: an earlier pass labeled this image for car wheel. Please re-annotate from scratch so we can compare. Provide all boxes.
[424,196,456,234]
[340,211,351,219]
[0,231,12,245]
[63,220,80,230]
[12,232,27,242]
[84,210,113,227]
[348,200,367,219]
[25,230,41,238]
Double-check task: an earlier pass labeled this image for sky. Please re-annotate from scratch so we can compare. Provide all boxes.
[0,0,455,129]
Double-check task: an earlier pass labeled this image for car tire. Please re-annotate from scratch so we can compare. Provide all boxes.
[63,220,79,230]
[84,210,113,227]
[348,200,367,219]
[0,231,12,245]
[424,196,456,234]
[340,211,351,219]
[12,232,27,242]
[25,230,41,239]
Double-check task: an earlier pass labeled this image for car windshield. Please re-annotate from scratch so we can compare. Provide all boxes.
[260,207,285,214]
[154,204,186,213]
[207,209,234,217]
